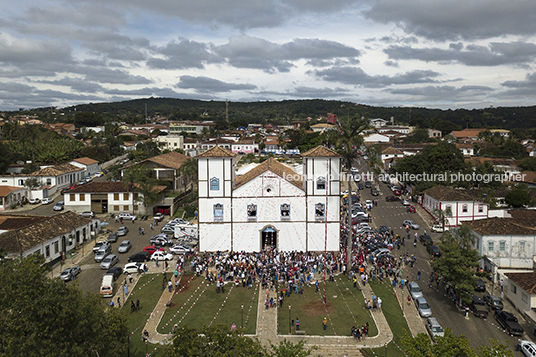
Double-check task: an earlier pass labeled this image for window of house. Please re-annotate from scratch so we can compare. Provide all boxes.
[500,241,506,251]
[114,205,119,211]
[123,205,129,211]
[511,284,517,294]
[214,204,223,222]
[281,204,290,220]
[18,179,24,186]
[522,292,528,303]
[46,178,51,185]
[114,193,119,201]
[54,241,59,254]
[520,241,526,252]
[315,203,325,221]
[210,177,220,191]
[45,245,50,258]
[488,241,494,252]
[123,193,129,200]
[247,204,257,219]
[133,193,139,200]
[133,205,138,211]
[80,194,85,201]
[317,177,326,190]
[446,205,451,212]
[462,204,468,213]
[70,194,75,201]
[478,205,483,213]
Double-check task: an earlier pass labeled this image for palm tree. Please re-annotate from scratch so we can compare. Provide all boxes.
[334,116,369,270]
[179,158,198,191]
[432,206,452,232]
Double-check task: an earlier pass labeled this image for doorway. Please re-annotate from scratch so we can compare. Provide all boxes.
[261,226,277,250]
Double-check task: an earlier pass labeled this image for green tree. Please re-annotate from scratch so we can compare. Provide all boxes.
[505,188,531,208]
[518,157,536,171]
[432,206,452,231]
[24,177,42,190]
[0,255,127,356]
[402,329,513,357]
[404,128,430,144]
[20,162,40,174]
[179,158,198,191]
[128,141,161,162]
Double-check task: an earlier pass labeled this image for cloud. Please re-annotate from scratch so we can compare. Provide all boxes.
[147,38,221,70]
[0,32,73,65]
[311,66,442,88]
[364,0,536,41]
[176,75,257,93]
[79,67,152,85]
[384,41,536,67]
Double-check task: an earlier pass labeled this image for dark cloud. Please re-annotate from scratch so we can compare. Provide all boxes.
[176,75,257,93]
[147,38,221,70]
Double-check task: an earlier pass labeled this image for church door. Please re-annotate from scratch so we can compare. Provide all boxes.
[261,226,277,250]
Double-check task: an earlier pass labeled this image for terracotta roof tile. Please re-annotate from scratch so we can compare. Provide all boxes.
[66,181,129,193]
[504,272,536,294]
[381,146,403,155]
[466,217,536,235]
[0,186,24,197]
[146,151,190,169]
[424,185,484,203]
[0,211,93,254]
[72,157,99,165]
[196,146,237,158]
[29,164,83,176]
[301,146,340,157]
[235,158,303,189]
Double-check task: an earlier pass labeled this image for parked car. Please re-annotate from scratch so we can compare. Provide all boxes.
[371,188,379,196]
[403,220,420,230]
[407,205,416,213]
[426,245,441,258]
[469,295,488,318]
[80,211,95,218]
[475,278,486,292]
[85,176,93,183]
[128,251,150,262]
[41,197,54,204]
[143,245,165,255]
[118,213,137,221]
[29,198,41,204]
[77,180,87,186]
[153,213,165,222]
[385,196,398,202]
[106,267,123,281]
[419,234,433,246]
[100,254,119,270]
[402,199,410,206]
[426,317,444,340]
[118,240,132,253]
[117,226,129,236]
[53,201,65,211]
[93,240,109,253]
[94,245,111,263]
[161,225,175,234]
[394,189,402,196]
[495,310,524,336]
[59,267,82,281]
[407,282,424,300]
[95,172,103,178]
[150,251,173,261]
[365,181,372,188]
[414,297,432,317]
[169,244,193,255]
[107,232,118,243]
[123,262,143,274]
[483,294,503,310]
[431,224,449,233]
[358,183,364,190]
[518,340,536,357]
[149,234,173,246]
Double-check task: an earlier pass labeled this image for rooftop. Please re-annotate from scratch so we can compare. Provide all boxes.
[424,185,485,203]
[504,272,536,294]
[467,217,536,235]
[235,158,303,190]
[301,146,340,157]
[196,146,237,158]
[29,163,83,177]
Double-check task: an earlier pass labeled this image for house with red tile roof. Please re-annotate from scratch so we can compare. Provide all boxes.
[0,186,29,210]
[70,157,101,176]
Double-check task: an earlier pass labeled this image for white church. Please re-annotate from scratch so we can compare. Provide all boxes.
[196,146,341,252]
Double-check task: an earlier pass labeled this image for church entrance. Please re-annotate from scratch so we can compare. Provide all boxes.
[261,226,277,250]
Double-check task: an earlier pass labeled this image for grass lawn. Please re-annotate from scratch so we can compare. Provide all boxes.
[276,276,378,337]
[361,279,410,357]
[124,273,166,357]
[157,276,259,334]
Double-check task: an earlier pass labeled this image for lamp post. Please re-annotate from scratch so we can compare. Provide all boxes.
[241,305,244,329]
[288,305,291,334]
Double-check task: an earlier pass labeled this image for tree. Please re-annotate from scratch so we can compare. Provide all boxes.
[334,116,369,270]
[519,157,536,171]
[404,128,430,144]
[128,141,161,162]
[402,329,513,357]
[21,162,40,174]
[179,158,198,191]
[432,206,452,231]
[24,177,42,190]
[0,255,128,356]
[505,188,531,208]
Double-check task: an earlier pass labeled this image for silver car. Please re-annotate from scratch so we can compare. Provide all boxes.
[426,317,444,340]
[100,254,119,270]
[118,240,131,253]
[408,282,423,300]
[415,297,432,317]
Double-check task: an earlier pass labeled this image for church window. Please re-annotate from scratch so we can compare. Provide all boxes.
[280,204,290,220]
[247,204,257,221]
[315,203,325,221]
[210,177,219,191]
[214,203,223,222]
[317,177,326,190]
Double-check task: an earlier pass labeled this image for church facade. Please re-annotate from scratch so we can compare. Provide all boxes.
[196,146,341,252]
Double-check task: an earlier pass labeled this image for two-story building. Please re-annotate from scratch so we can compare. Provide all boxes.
[231,139,258,154]
[70,157,101,177]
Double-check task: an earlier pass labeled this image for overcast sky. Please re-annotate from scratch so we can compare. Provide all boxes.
[1,0,536,111]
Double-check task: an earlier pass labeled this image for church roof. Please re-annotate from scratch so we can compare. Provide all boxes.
[196,146,237,158]
[235,158,303,189]
[301,146,340,157]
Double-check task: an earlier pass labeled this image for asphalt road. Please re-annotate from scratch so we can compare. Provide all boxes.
[353,157,527,354]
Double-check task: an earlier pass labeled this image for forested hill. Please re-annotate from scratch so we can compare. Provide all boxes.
[7,98,536,131]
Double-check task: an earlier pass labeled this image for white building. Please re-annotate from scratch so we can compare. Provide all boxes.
[196,146,341,252]
[369,118,388,128]
[231,139,258,154]
[70,157,101,176]
[154,134,184,151]
[422,186,489,227]
[363,133,389,143]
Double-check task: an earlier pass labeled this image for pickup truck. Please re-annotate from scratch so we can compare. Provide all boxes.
[495,310,524,336]
[469,296,488,318]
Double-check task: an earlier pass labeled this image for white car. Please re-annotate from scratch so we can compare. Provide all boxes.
[151,251,173,261]
[403,220,420,230]
[402,199,410,206]
[95,172,103,178]
[42,198,54,204]
[118,213,137,221]
[519,340,536,357]
[123,262,143,274]
[29,198,41,204]
[169,244,192,255]
[431,224,449,233]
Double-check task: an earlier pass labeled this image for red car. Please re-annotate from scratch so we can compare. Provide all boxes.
[407,205,416,213]
[394,189,402,196]
[143,245,165,255]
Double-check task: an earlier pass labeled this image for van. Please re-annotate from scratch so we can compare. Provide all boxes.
[95,244,112,263]
[426,317,444,340]
[100,274,114,297]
